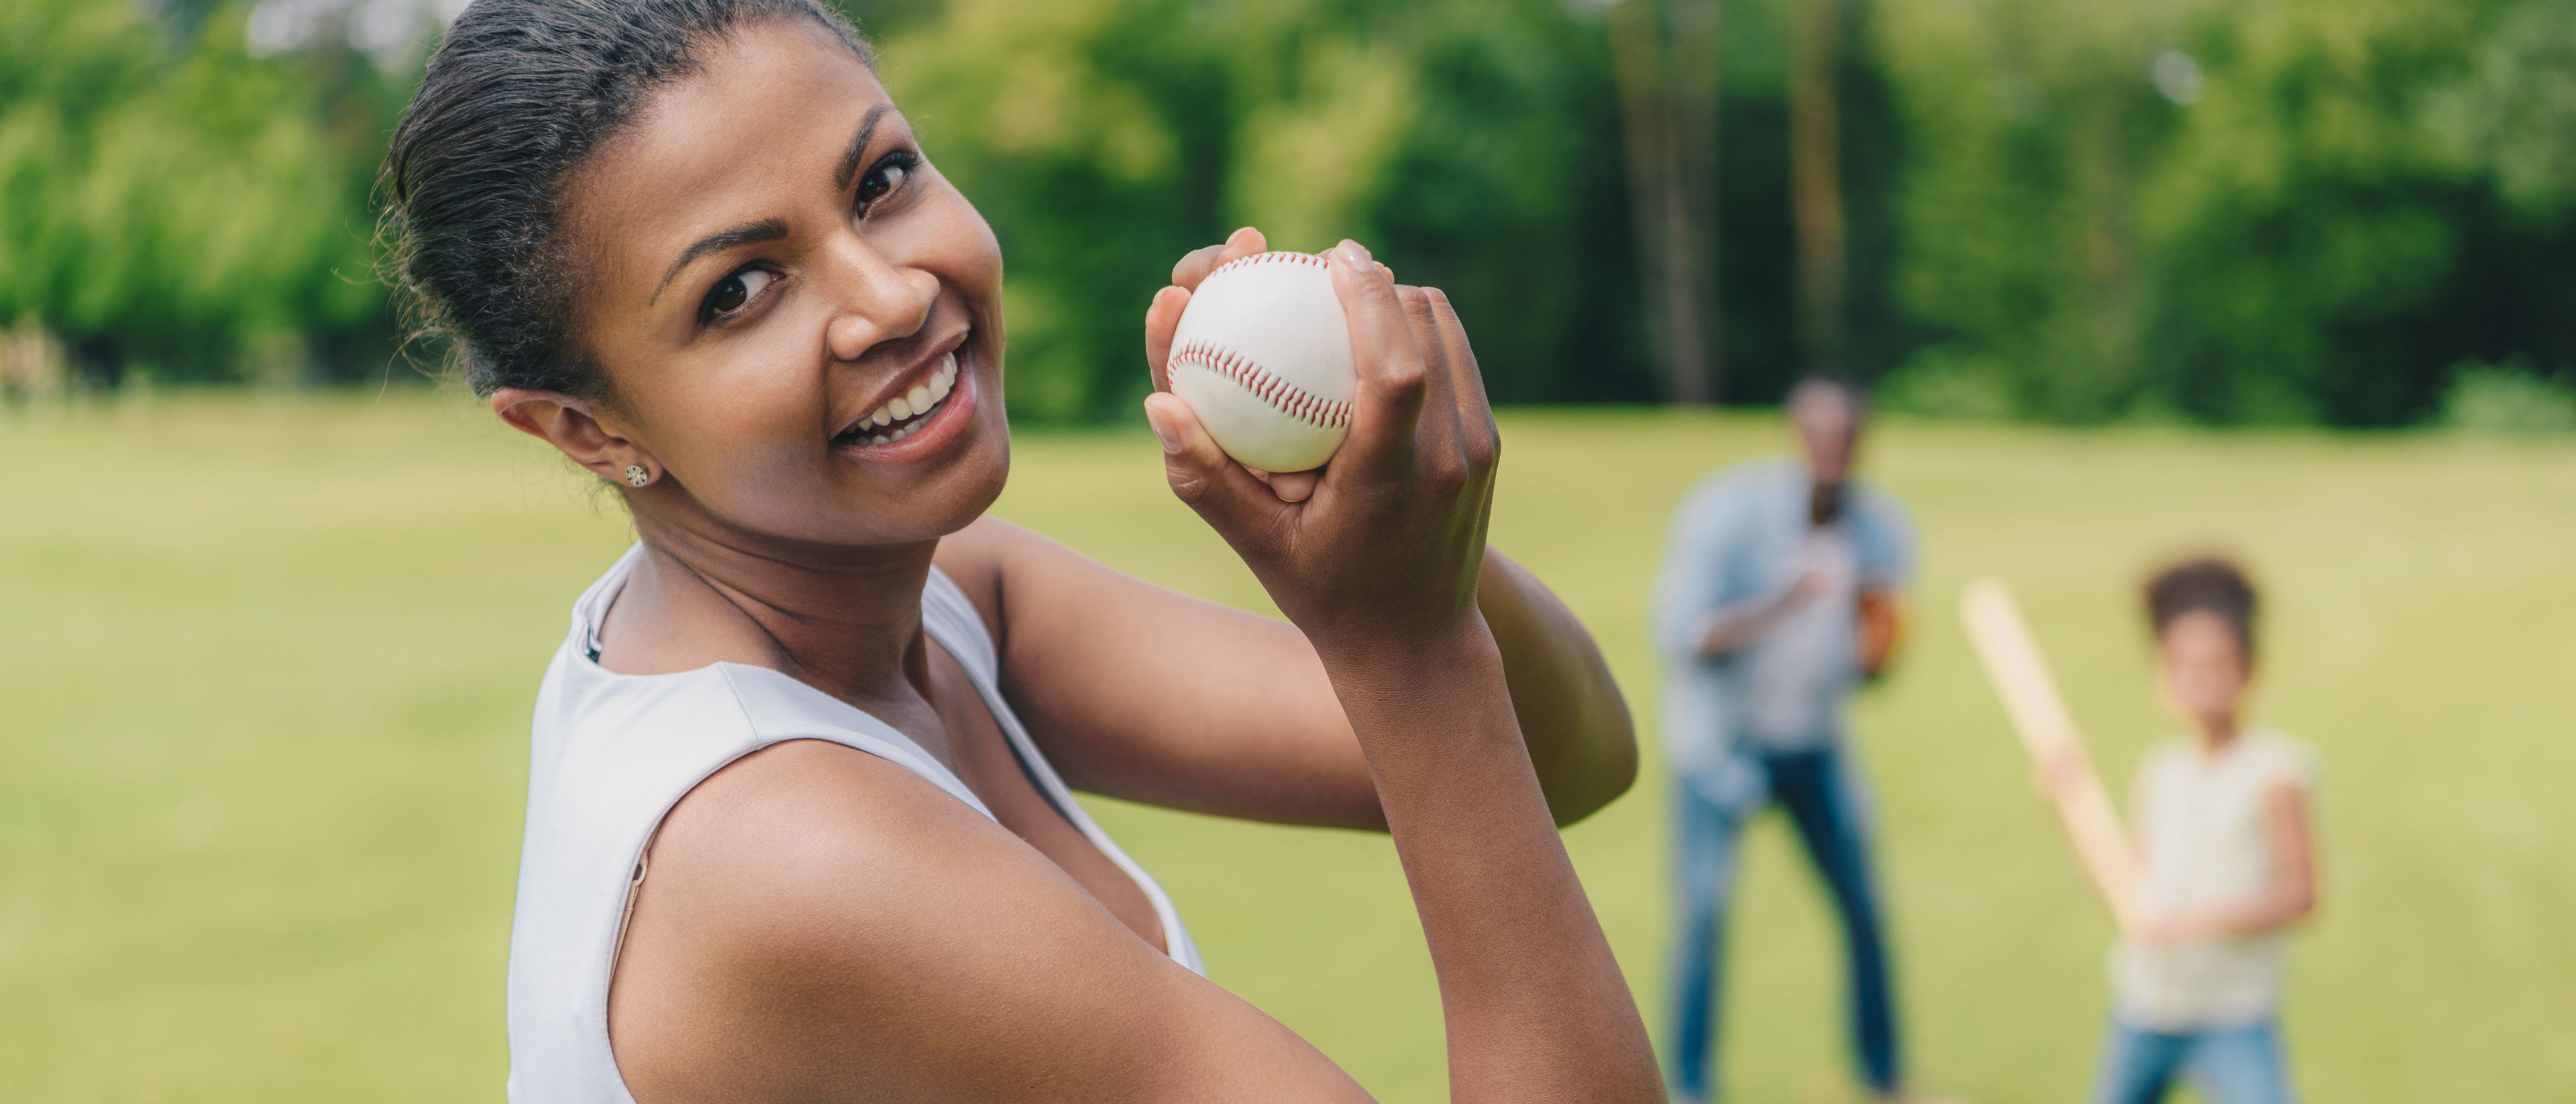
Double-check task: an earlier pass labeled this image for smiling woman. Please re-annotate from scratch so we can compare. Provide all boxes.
[377,2,1656,1102]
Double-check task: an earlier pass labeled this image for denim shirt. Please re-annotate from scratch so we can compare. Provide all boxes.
[1651,457,1915,814]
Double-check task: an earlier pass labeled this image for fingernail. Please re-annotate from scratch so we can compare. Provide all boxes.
[1336,239,1373,264]
[1143,402,1182,454]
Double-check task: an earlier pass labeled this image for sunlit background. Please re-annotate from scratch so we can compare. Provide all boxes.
[1,0,2571,1101]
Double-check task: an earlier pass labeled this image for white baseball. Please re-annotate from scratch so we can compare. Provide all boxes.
[1167,251,1355,474]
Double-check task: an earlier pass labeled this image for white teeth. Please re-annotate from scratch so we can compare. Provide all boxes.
[842,351,965,445]
[847,392,947,447]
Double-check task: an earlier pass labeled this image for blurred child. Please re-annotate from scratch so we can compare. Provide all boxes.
[2088,557,2319,1104]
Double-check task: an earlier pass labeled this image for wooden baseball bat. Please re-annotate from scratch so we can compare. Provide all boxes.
[1958,577,2145,934]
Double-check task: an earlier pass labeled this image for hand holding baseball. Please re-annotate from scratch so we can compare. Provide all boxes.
[1148,227,1397,503]
[1143,235,1500,657]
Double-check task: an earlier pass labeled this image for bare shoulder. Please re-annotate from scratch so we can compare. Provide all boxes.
[627,738,1024,936]
[608,738,1362,1103]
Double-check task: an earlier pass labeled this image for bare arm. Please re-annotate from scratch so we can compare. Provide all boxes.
[1138,238,1660,1101]
[936,523,1634,830]
[1478,550,1640,825]
[934,227,1634,831]
[612,740,1378,1104]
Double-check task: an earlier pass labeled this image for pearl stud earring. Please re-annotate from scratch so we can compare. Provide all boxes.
[623,465,650,488]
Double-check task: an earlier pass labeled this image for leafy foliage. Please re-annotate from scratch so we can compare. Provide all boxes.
[1,0,2569,422]
[0,0,405,384]
[865,0,1656,419]
[1878,0,2576,424]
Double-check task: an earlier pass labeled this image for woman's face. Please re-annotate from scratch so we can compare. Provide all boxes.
[555,19,1008,547]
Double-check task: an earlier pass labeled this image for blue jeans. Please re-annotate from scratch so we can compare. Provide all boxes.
[1666,746,1900,1099]
[2088,1018,2300,1104]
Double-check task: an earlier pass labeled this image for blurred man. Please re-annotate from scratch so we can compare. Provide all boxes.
[1652,377,1917,1102]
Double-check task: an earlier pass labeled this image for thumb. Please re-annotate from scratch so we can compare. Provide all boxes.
[1144,392,1293,542]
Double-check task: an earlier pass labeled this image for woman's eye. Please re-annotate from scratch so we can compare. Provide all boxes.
[701,268,776,323]
[857,155,914,211]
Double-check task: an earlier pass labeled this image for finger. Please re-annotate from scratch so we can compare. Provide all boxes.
[1144,285,1190,392]
[1143,392,1295,542]
[1171,243,1226,291]
[1266,468,1318,503]
[1395,284,1462,461]
[1424,287,1499,474]
[1421,288,1491,425]
[1322,239,1428,486]
[1171,227,1269,292]
[1215,226,1269,269]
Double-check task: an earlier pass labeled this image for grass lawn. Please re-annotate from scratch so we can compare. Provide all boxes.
[2,390,2571,1103]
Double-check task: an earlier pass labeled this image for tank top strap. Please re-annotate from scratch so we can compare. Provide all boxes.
[915,565,1208,975]
[717,663,994,820]
[920,567,1002,684]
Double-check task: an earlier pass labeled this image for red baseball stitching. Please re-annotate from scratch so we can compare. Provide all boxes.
[1206,250,1332,280]
[1175,252,1346,429]
[1171,337,1352,429]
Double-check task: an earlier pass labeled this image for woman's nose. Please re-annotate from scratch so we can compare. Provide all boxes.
[820,238,938,362]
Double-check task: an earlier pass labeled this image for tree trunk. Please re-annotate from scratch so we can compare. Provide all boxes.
[1666,0,1722,405]
[1607,0,1723,406]
[1790,0,1847,377]
[2078,87,2137,417]
[1607,0,1672,390]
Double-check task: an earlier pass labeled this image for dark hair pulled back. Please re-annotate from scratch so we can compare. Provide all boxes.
[380,0,871,398]
[2144,555,2259,658]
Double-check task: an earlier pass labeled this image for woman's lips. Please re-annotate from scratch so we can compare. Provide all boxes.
[833,352,977,463]
[835,349,961,445]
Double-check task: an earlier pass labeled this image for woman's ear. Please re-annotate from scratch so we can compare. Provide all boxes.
[492,388,663,487]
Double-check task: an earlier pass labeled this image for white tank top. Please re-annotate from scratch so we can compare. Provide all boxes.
[504,545,1203,1103]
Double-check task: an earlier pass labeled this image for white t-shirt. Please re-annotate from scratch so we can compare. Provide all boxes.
[1738,525,1860,750]
[2109,729,2320,1030]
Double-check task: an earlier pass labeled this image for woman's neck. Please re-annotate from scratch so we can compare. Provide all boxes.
[610,508,943,708]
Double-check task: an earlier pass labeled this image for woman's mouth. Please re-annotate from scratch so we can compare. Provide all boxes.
[833,351,961,447]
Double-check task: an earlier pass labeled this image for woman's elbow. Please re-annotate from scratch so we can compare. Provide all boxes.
[1550,710,1640,827]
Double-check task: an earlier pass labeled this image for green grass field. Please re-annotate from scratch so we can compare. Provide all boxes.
[3,392,2571,1103]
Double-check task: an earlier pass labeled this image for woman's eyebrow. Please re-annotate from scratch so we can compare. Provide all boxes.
[834,104,895,192]
[651,217,789,304]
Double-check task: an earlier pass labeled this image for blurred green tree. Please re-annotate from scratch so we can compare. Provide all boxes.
[1,0,2564,422]
[867,0,1658,419]
[0,0,402,386]
[1877,0,2576,425]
